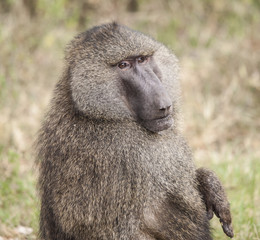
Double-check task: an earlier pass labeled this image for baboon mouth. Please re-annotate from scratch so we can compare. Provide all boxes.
[141,115,173,133]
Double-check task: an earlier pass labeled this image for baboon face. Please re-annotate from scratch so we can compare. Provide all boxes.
[68,23,180,133]
[115,55,173,132]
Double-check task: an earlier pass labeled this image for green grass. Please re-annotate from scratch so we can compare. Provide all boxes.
[0,146,38,238]
[207,152,260,239]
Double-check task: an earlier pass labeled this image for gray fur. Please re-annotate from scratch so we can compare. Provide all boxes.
[36,23,233,240]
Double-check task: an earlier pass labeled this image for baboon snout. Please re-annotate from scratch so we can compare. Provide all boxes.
[137,95,173,133]
[117,54,174,132]
[154,91,172,118]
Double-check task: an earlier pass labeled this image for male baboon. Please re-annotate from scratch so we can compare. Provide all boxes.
[36,23,233,240]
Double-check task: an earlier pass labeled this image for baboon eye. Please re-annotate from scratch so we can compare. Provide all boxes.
[118,61,130,69]
[137,56,148,64]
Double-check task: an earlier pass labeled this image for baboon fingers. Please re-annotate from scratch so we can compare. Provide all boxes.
[217,206,233,238]
[220,219,234,238]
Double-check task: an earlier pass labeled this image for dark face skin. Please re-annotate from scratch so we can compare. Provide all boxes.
[116,55,173,133]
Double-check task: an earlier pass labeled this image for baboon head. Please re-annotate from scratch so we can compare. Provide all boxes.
[66,23,180,132]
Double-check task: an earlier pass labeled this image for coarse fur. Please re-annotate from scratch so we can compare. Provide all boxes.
[36,23,233,240]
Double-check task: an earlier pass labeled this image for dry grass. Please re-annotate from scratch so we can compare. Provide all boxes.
[0,0,259,239]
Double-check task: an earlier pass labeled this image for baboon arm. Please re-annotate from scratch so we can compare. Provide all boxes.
[196,168,234,238]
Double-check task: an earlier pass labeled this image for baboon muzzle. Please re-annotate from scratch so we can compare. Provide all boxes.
[122,68,173,132]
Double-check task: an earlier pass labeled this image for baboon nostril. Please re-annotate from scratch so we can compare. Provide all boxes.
[160,105,171,112]
[159,105,172,117]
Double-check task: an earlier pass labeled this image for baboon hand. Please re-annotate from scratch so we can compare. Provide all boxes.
[196,168,234,238]
[206,197,234,238]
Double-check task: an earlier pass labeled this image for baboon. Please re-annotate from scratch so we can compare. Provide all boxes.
[36,23,233,240]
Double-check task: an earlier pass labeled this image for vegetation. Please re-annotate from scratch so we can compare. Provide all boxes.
[0,0,259,239]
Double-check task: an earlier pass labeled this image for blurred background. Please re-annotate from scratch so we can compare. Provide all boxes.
[0,0,259,239]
